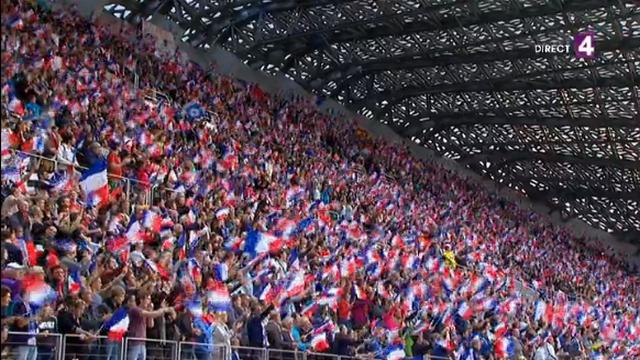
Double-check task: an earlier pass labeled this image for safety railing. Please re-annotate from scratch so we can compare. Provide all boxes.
[4,149,154,209]
[179,341,228,360]
[62,333,121,360]
[4,331,63,360]
[124,337,178,360]
[5,332,452,360]
[266,347,305,360]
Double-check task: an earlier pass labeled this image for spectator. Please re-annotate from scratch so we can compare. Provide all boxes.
[125,291,175,360]
[57,298,95,360]
[36,303,57,360]
[0,1,638,359]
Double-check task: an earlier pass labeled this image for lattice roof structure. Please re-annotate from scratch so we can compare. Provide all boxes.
[105,0,640,240]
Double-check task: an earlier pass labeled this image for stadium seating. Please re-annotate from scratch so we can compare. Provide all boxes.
[1,0,638,359]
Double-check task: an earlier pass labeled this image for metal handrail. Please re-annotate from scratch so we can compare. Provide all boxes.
[5,331,63,360]
[124,336,178,360]
[5,149,154,208]
[4,332,457,360]
[63,333,114,360]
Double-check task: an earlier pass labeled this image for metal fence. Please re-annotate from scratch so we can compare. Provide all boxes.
[4,333,450,360]
[124,337,177,360]
[4,149,154,210]
[4,331,63,360]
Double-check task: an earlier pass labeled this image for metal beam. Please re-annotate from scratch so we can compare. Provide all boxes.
[458,151,639,169]
[186,0,355,47]
[243,0,618,65]
[307,37,640,88]
[399,114,640,137]
[522,185,640,202]
[351,75,638,108]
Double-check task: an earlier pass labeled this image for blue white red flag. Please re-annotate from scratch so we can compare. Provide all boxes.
[79,160,109,208]
[105,308,129,341]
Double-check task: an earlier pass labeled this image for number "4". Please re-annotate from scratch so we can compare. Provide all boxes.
[578,35,595,56]
[575,33,596,58]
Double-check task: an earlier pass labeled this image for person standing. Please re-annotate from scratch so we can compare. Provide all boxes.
[125,291,175,360]
[8,287,39,360]
[36,304,57,360]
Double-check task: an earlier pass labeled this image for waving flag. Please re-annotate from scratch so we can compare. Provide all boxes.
[8,16,25,30]
[207,283,231,312]
[310,333,330,352]
[18,237,38,267]
[469,275,490,296]
[384,345,406,360]
[142,210,162,232]
[183,101,205,121]
[285,186,305,207]
[125,221,144,244]
[50,169,74,193]
[534,300,554,323]
[105,308,129,341]
[285,271,308,298]
[23,278,56,308]
[457,301,473,320]
[187,299,204,318]
[494,337,515,359]
[79,160,109,208]
[144,259,170,280]
[244,230,284,257]
[68,270,82,294]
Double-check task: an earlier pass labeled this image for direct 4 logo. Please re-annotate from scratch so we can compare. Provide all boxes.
[574,32,596,59]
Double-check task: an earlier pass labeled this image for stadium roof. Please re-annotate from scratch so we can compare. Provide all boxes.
[106,0,640,239]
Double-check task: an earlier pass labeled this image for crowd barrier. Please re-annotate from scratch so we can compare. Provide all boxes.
[5,332,450,360]
[3,332,63,360]
[4,149,154,210]
[124,337,178,360]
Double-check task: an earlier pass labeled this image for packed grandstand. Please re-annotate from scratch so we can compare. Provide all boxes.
[1,0,639,360]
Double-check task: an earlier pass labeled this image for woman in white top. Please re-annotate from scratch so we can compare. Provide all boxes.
[211,312,232,360]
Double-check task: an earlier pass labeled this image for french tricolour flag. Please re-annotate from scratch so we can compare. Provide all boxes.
[310,333,330,352]
[68,271,82,294]
[9,16,24,30]
[143,210,163,232]
[207,285,231,312]
[285,271,307,298]
[534,300,554,323]
[385,345,406,360]
[50,170,74,193]
[79,160,109,208]
[244,230,284,257]
[187,300,204,318]
[470,275,490,295]
[285,186,305,207]
[494,337,515,359]
[24,279,55,307]
[457,301,473,320]
[125,221,144,244]
[105,308,129,341]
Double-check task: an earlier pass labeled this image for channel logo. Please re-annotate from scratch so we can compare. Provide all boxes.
[533,32,596,59]
[573,32,596,59]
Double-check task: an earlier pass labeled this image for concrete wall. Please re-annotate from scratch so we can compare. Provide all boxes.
[60,0,639,269]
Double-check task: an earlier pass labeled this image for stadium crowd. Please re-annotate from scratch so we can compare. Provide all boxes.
[1,0,639,360]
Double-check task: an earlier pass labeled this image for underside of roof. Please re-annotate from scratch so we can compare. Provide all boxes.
[105,0,640,240]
